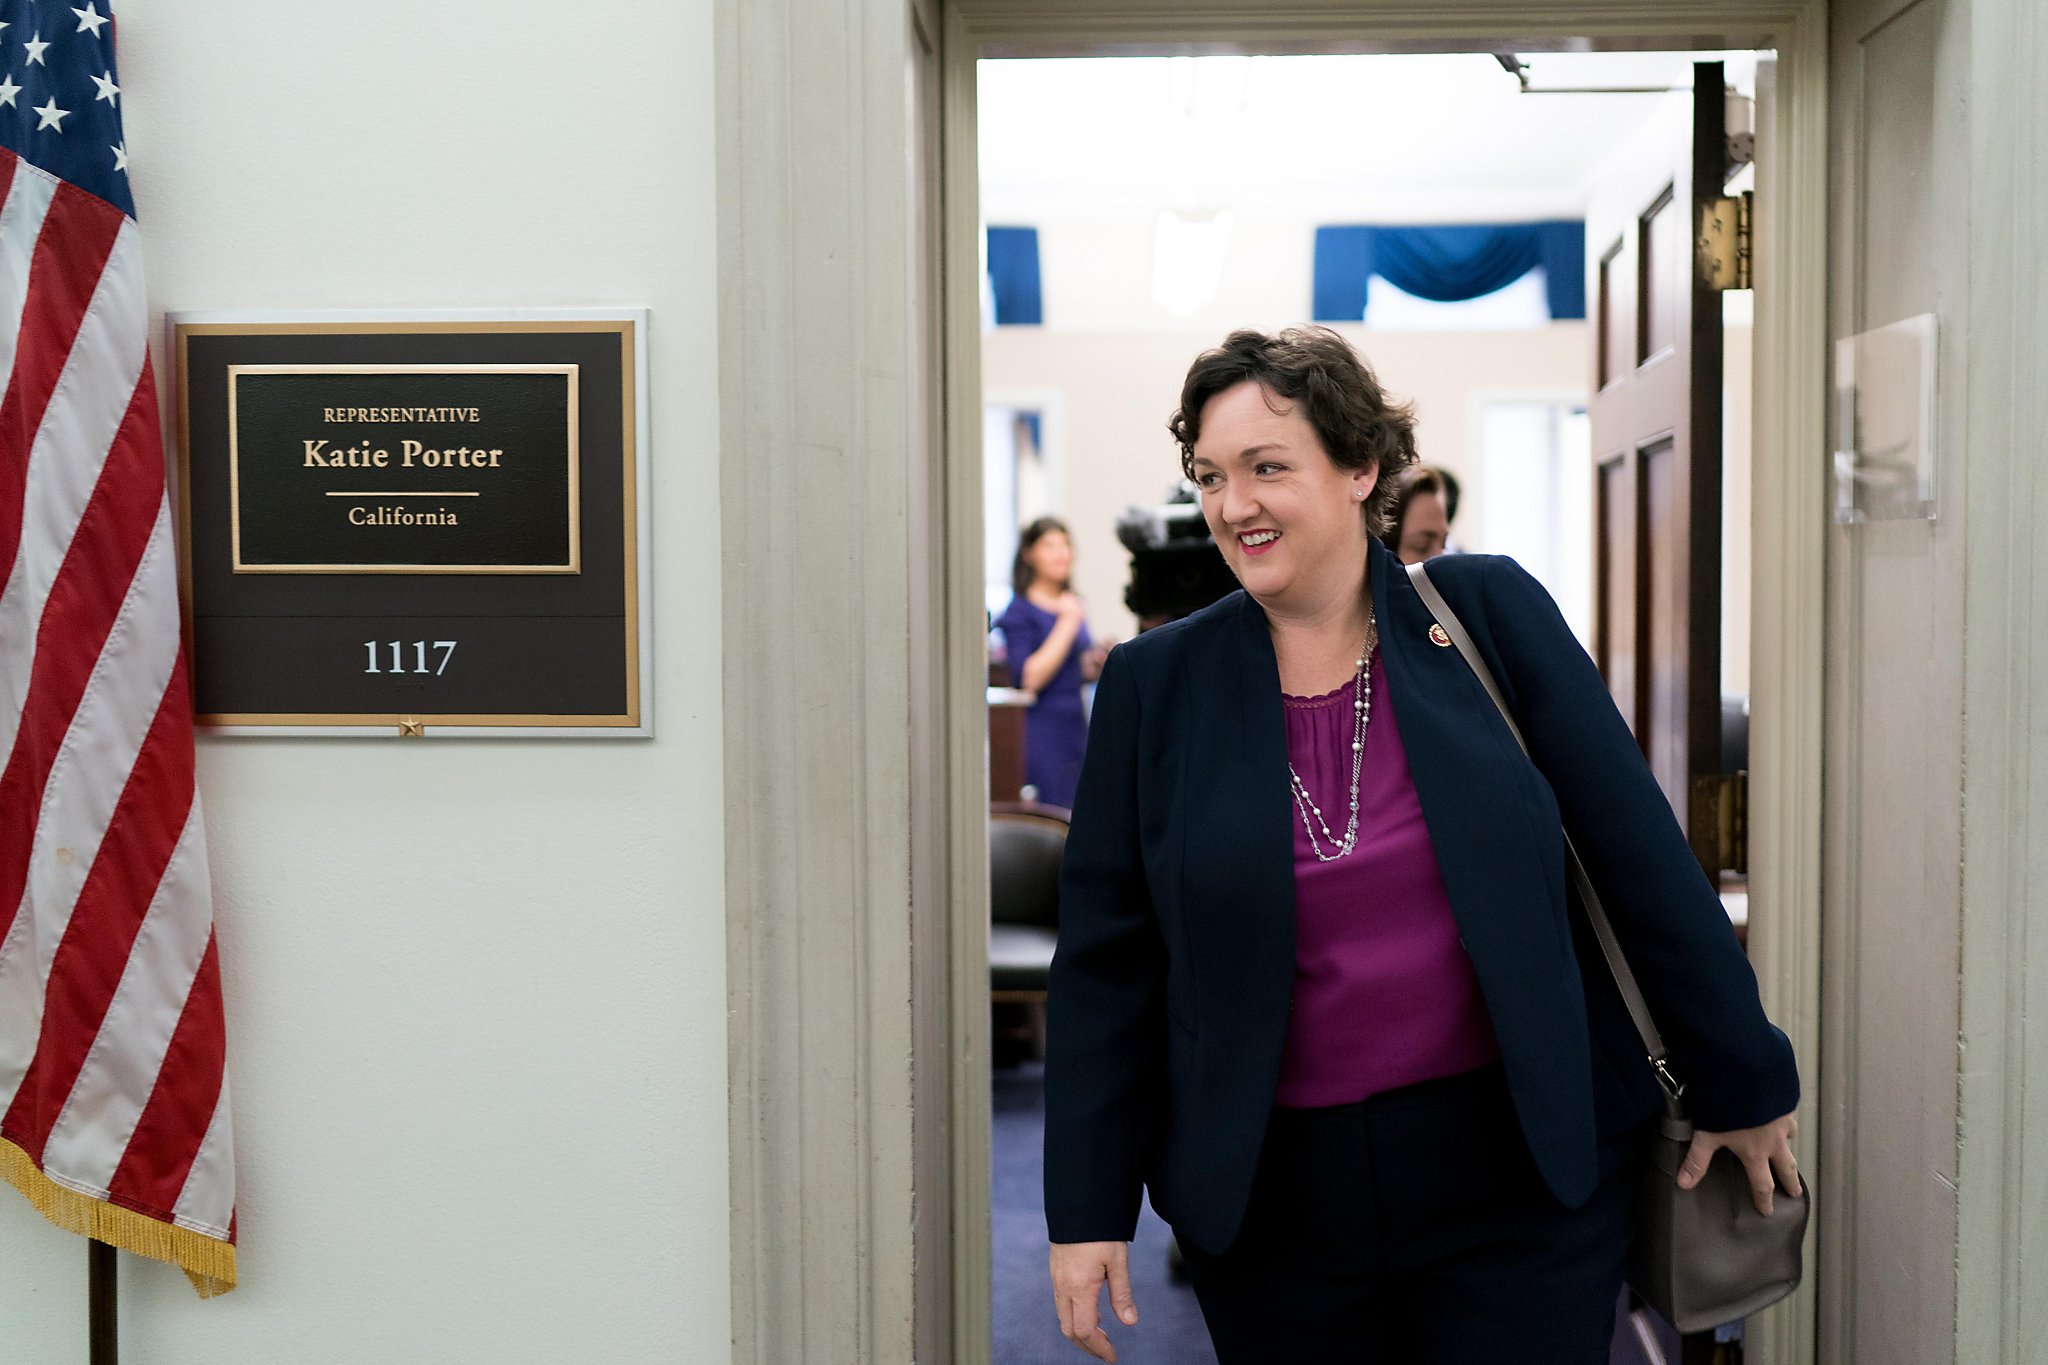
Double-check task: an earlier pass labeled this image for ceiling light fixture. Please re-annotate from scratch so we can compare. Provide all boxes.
[1152,209,1235,318]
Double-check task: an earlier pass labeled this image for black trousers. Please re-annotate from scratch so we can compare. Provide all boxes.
[1179,1065,1634,1365]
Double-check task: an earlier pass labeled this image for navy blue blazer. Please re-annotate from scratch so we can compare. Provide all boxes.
[1043,540,1798,1254]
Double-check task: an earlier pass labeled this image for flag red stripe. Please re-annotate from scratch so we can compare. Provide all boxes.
[0,370,160,943]
[0,183,126,586]
[0,24,237,1282]
[0,648,196,1158]
[105,929,224,1222]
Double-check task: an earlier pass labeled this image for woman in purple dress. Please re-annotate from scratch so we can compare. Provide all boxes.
[995,517,1106,811]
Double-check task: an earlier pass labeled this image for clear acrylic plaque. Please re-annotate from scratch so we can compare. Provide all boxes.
[1833,313,1938,523]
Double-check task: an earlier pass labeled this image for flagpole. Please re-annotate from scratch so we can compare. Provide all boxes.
[88,1240,117,1365]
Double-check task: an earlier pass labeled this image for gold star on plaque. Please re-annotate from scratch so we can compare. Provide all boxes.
[398,717,425,738]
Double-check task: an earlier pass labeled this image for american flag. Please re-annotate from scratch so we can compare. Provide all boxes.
[0,0,235,1294]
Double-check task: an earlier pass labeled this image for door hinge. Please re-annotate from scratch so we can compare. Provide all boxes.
[1696,190,1753,291]
[1689,771,1749,874]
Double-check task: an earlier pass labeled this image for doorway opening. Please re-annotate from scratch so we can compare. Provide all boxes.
[969,42,1797,1365]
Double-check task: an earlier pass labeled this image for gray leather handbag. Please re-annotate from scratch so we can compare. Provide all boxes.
[1406,560,1809,1333]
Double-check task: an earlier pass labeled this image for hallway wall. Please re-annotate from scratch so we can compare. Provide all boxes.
[1820,0,1967,1360]
[0,2,733,1362]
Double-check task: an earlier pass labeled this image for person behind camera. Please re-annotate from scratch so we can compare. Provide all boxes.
[1043,326,1800,1363]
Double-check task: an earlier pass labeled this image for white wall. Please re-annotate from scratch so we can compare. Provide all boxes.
[1822,0,1967,1357]
[983,323,1591,642]
[0,4,732,1363]
[1033,213,1317,334]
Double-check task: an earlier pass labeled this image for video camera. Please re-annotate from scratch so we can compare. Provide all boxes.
[1116,482,1239,631]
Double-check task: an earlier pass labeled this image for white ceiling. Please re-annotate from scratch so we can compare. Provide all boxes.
[979,51,1761,222]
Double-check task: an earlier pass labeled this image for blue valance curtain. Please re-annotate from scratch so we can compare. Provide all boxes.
[986,226,1044,326]
[1313,222,1585,323]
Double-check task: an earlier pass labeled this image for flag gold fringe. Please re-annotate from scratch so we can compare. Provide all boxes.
[0,1134,236,1297]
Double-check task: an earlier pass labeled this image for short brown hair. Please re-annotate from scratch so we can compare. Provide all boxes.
[1381,466,1447,553]
[1168,327,1418,538]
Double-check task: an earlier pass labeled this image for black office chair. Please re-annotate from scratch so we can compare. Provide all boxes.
[989,803,1192,1277]
[989,802,1068,1060]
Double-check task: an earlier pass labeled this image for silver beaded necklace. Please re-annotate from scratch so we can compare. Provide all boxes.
[1287,609,1377,862]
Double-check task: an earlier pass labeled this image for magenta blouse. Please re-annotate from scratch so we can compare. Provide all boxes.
[1272,649,1502,1109]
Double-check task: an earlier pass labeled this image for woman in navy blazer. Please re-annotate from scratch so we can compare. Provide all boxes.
[1043,328,1800,1363]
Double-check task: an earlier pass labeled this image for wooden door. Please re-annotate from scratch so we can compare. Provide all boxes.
[1586,63,1728,871]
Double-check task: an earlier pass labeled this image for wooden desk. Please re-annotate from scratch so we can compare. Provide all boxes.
[988,687,1034,804]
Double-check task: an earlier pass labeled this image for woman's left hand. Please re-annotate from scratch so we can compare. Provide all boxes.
[1681,1110,1801,1216]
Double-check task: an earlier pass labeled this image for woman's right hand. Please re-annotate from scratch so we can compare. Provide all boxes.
[1056,590,1087,624]
[1049,1240,1138,1361]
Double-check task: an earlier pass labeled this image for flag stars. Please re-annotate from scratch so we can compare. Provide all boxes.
[110,142,126,172]
[72,4,109,37]
[91,70,117,104]
[22,33,47,66]
[33,95,68,131]
[0,73,19,108]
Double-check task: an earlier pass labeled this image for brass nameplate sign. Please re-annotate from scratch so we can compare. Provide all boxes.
[228,364,580,574]
[173,314,648,736]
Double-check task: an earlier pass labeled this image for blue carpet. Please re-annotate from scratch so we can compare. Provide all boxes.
[993,1061,1216,1364]
[992,1059,1691,1365]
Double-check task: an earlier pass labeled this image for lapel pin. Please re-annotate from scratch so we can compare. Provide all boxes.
[1428,624,1453,648]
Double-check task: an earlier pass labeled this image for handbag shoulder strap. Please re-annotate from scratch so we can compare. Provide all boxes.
[1403,559,1683,1100]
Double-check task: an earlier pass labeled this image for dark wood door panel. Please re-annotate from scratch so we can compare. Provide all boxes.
[1598,236,1630,390]
[1641,436,1686,811]
[1596,453,1638,733]
[1586,63,1727,871]
[1640,184,1682,364]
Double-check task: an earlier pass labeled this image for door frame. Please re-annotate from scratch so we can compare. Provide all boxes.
[718,3,1827,1362]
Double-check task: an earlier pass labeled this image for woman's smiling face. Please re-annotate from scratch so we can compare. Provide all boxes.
[1189,380,1377,612]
